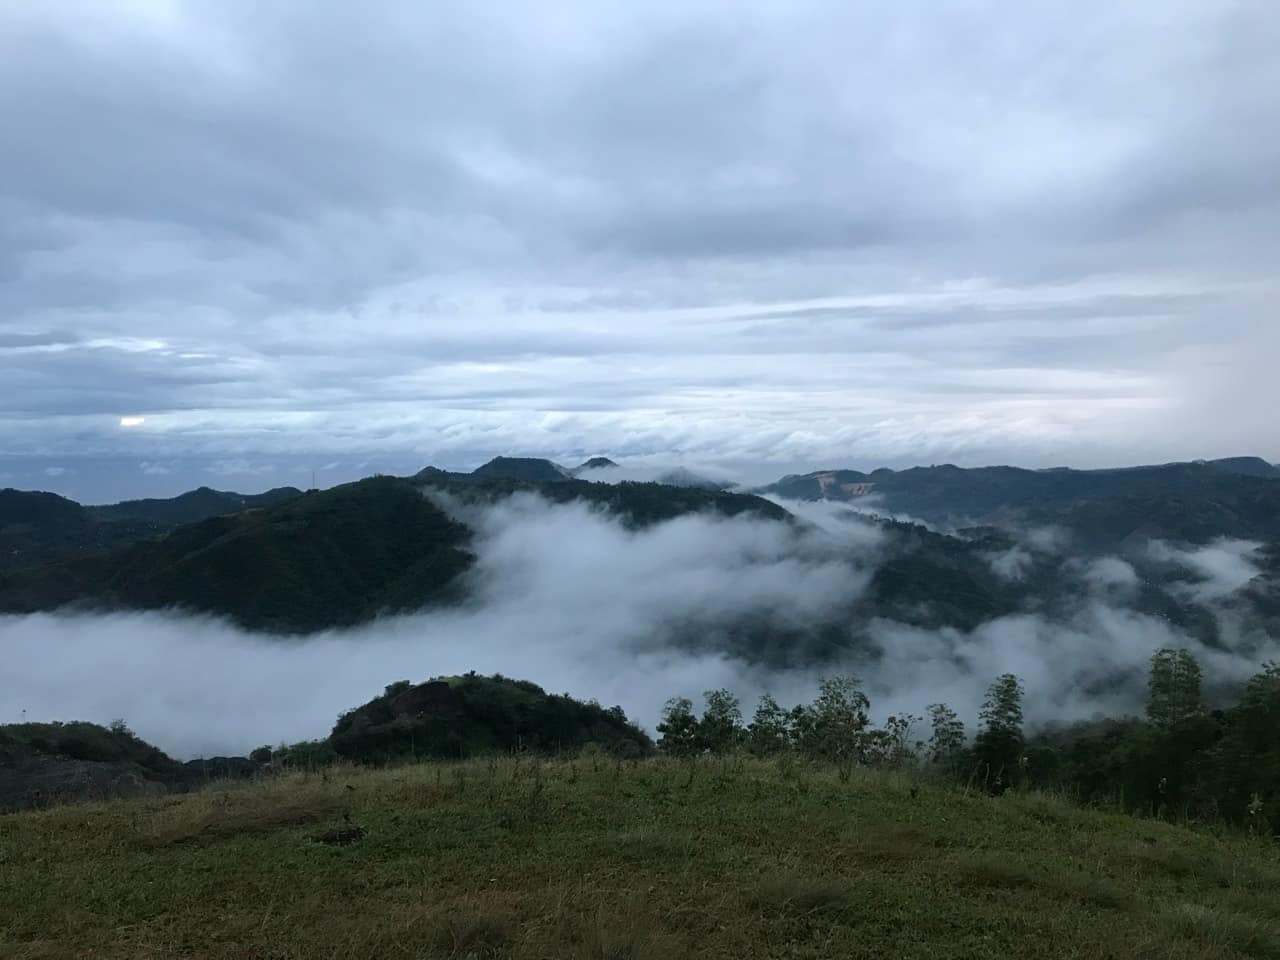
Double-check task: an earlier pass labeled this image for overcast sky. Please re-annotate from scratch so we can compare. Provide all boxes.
[2,1,1277,499]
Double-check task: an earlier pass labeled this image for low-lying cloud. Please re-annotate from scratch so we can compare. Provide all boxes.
[1148,538,1263,602]
[1,495,1275,758]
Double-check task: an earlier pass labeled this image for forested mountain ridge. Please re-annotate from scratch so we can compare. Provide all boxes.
[0,473,791,632]
[0,477,473,632]
[1,490,160,573]
[88,485,303,526]
[761,458,1280,547]
[3,455,1277,639]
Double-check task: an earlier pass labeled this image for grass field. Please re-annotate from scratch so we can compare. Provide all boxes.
[4,755,1280,959]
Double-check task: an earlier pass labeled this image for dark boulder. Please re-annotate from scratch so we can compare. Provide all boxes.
[390,680,454,720]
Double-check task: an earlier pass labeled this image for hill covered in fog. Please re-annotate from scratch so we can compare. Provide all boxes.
[2,454,1277,648]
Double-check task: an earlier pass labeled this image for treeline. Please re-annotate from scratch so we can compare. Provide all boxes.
[657,648,1280,834]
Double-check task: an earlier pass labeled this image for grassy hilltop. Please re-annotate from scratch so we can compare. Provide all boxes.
[4,756,1280,960]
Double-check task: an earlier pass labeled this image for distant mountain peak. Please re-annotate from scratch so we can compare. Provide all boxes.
[576,457,619,472]
[470,457,571,483]
[1205,456,1280,479]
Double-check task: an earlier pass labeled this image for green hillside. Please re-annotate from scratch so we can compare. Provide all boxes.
[4,756,1279,959]
[426,474,790,527]
[324,673,652,763]
[0,484,304,574]
[0,489,156,572]
[88,485,303,526]
[0,720,179,777]
[763,461,1280,547]
[470,456,572,483]
[0,477,473,632]
[0,474,794,632]
[1,470,1249,643]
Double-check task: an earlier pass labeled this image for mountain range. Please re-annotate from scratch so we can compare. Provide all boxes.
[2,454,1277,644]
[760,457,1280,548]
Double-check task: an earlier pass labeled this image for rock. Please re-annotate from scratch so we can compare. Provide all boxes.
[390,680,454,719]
[0,756,170,812]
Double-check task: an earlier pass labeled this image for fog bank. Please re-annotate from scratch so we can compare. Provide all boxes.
[1,495,1274,758]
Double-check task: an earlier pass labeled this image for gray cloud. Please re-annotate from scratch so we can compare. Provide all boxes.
[1148,538,1264,603]
[1,2,1277,486]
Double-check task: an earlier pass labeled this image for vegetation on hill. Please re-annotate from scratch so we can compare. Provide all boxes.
[0,489,156,572]
[573,456,618,472]
[0,473,795,631]
[862,519,1012,629]
[469,456,571,483]
[1019,486,1280,550]
[88,485,303,526]
[0,484,303,574]
[1206,457,1280,479]
[5,754,1280,958]
[6,456,1276,638]
[281,673,653,765]
[0,720,180,778]
[0,477,474,632]
[424,474,790,527]
[0,720,189,812]
[764,460,1280,547]
[659,648,1280,835]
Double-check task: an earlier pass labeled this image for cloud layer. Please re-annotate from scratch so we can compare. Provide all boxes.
[2,3,1278,490]
[2,492,1273,758]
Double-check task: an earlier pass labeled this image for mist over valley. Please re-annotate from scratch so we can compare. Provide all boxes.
[4,455,1277,758]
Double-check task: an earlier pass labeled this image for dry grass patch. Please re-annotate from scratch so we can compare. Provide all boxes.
[142,792,347,846]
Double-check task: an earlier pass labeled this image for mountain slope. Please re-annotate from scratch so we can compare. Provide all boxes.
[423,474,790,527]
[0,477,474,632]
[319,673,652,763]
[763,460,1280,546]
[0,473,792,632]
[1207,456,1280,478]
[6,756,1278,959]
[0,489,156,572]
[88,486,303,526]
[573,456,618,472]
[470,456,571,483]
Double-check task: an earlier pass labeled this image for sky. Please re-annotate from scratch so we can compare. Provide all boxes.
[2,1,1278,501]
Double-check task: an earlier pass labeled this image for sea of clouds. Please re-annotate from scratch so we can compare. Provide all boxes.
[1,492,1272,758]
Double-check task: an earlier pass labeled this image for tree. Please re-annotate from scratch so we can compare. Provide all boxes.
[107,718,134,738]
[1210,662,1280,826]
[861,713,922,768]
[1147,648,1204,729]
[698,689,744,753]
[974,674,1025,790]
[796,676,870,764]
[656,697,701,757]
[926,703,965,769]
[746,694,793,756]
[383,680,412,699]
